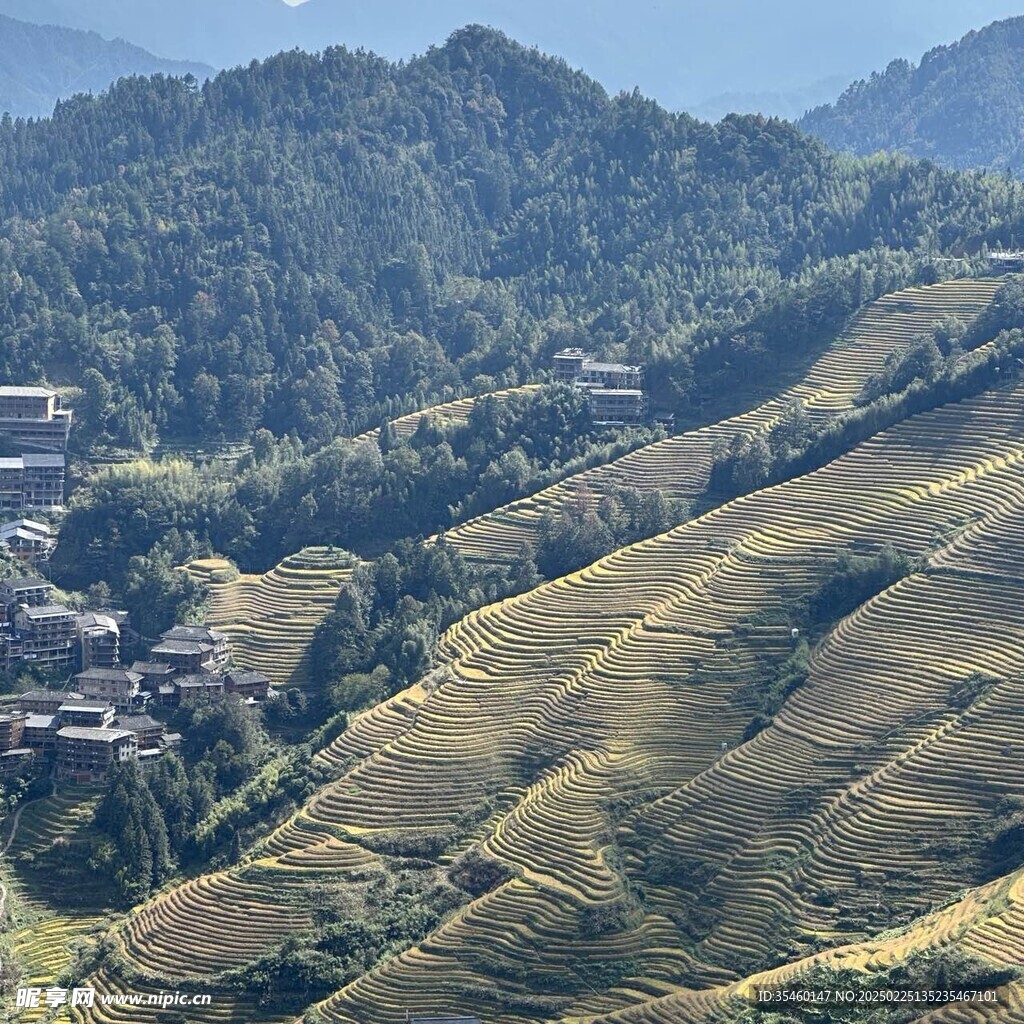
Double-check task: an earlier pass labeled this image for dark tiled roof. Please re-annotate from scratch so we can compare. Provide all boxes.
[131,661,173,674]
[113,715,162,731]
[2,577,51,591]
[57,727,134,743]
[225,670,270,685]
[161,625,227,643]
[19,689,76,702]
[75,668,142,684]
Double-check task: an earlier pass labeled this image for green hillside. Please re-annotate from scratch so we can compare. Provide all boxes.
[801,16,1024,173]
[5,23,1024,1024]
[0,24,1020,455]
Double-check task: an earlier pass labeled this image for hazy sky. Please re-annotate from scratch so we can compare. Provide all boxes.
[0,0,1021,115]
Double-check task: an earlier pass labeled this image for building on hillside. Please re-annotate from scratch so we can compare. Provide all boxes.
[112,714,164,751]
[553,348,591,383]
[553,349,644,390]
[77,612,122,670]
[224,669,271,701]
[553,348,649,425]
[0,387,72,451]
[14,603,76,670]
[56,727,136,782]
[15,689,83,714]
[0,455,66,511]
[23,713,60,754]
[58,701,115,729]
[581,387,649,425]
[576,361,643,390]
[13,692,168,781]
[0,519,54,564]
[0,748,33,774]
[153,682,178,707]
[0,711,27,751]
[172,674,225,704]
[0,577,53,614]
[159,731,182,753]
[131,661,175,691]
[22,454,65,508]
[150,625,230,674]
[988,250,1024,270]
[72,667,143,710]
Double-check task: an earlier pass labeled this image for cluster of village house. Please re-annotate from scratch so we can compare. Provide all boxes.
[0,576,269,783]
[0,386,274,784]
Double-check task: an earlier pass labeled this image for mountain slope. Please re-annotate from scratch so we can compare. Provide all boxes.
[67,360,1024,1023]
[800,16,1024,172]
[442,278,1001,564]
[0,15,212,119]
[0,24,1020,460]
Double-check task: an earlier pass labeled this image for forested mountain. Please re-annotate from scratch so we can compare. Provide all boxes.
[12,20,1024,1024]
[801,16,1024,173]
[0,15,212,119]
[0,24,1023,452]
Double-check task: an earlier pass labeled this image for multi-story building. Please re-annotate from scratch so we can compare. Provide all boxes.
[553,349,648,425]
[150,625,230,674]
[14,603,77,670]
[72,667,143,710]
[23,713,60,754]
[0,519,54,565]
[0,455,65,511]
[56,727,136,782]
[131,661,175,692]
[0,577,53,613]
[577,361,643,390]
[23,454,65,507]
[224,669,271,701]
[0,386,72,451]
[583,387,649,425]
[553,349,644,390]
[0,711,27,751]
[0,748,33,774]
[58,701,115,729]
[553,348,591,383]
[112,714,164,751]
[76,614,122,670]
[172,674,225,703]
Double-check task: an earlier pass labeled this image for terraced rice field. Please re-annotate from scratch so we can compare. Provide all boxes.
[3,785,112,912]
[80,378,1024,1024]
[183,547,353,688]
[3,786,117,1021]
[355,384,541,444]
[66,969,293,1024]
[12,915,106,1022]
[572,865,1024,1023]
[443,278,1002,563]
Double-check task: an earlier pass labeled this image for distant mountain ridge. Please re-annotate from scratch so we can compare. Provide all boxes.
[800,16,1024,172]
[0,0,1021,118]
[0,14,213,119]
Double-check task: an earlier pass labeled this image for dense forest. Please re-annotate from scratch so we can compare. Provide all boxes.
[0,25,1022,452]
[801,16,1024,175]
